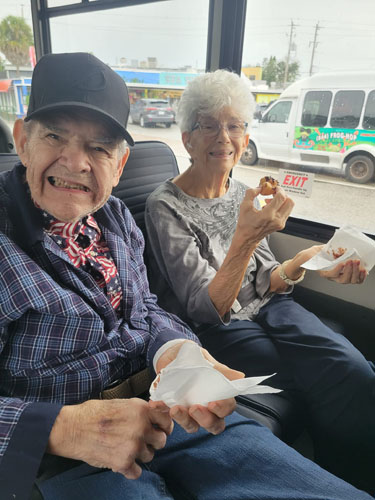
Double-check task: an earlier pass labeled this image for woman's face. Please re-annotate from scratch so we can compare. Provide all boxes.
[182,107,249,174]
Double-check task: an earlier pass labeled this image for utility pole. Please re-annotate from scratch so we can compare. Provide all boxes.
[283,20,295,88]
[309,22,320,76]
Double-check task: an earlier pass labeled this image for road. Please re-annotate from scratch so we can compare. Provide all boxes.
[127,122,375,234]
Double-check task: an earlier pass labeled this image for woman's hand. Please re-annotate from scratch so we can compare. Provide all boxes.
[270,245,323,292]
[151,341,244,435]
[289,245,368,284]
[236,186,294,246]
[319,259,368,284]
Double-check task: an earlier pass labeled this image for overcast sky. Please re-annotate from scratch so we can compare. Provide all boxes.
[1,0,375,77]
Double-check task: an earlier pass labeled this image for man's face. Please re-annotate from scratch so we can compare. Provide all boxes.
[14,114,129,222]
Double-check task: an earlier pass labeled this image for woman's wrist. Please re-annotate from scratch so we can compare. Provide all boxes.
[279,259,306,285]
[232,229,259,255]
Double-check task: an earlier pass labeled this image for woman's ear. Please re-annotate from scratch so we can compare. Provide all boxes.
[182,131,192,152]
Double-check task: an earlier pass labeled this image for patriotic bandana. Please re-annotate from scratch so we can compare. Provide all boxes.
[42,211,123,312]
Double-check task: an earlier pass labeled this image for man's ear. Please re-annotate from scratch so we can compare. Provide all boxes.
[13,119,29,165]
[113,147,130,187]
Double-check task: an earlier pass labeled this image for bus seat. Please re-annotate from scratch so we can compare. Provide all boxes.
[0,117,15,153]
[113,140,306,443]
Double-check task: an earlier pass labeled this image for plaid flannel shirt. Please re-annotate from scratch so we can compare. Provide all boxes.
[0,164,197,498]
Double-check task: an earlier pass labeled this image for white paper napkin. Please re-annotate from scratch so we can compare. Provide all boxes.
[149,342,281,407]
[302,225,375,272]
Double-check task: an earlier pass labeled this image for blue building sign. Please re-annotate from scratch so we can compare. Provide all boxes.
[116,70,160,84]
[115,70,200,87]
[159,72,199,86]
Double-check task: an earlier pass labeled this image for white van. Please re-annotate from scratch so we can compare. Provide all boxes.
[242,72,375,184]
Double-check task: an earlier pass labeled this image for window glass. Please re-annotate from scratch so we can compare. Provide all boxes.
[0,2,34,139]
[48,0,209,174]
[240,0,375,234]
[262,101,292,123]
[330,90,365,129]
[302,91,332,127]
[363,90,375,130]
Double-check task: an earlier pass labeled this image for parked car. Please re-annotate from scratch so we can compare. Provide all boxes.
[129,98,175,127]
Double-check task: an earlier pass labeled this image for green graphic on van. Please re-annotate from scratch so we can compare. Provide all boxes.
[293,126,375,153]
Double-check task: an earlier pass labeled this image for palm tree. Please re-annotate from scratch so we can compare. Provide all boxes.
[0,16,34,76]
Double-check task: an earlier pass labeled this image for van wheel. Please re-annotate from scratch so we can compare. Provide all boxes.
[346,155,374,184]
[166,123,172,128]
[241,142,258,166]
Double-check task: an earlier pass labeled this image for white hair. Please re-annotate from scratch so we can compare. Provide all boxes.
[177,69,256,133]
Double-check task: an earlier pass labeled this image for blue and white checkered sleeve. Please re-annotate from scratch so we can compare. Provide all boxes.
[120,204,199,364]
[0,235,64,494]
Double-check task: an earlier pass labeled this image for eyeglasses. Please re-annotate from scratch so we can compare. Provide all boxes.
[191,120,248,138]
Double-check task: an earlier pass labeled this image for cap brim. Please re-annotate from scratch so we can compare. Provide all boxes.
[25,101,135,146]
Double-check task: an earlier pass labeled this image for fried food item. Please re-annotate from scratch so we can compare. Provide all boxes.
[332,247,346,259]
[259,176,279,195]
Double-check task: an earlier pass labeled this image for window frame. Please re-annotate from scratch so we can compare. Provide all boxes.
[29,0,374,241]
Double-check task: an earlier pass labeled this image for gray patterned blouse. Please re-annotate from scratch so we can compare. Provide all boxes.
[145,177,289,328]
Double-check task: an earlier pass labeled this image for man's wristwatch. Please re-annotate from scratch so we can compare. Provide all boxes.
[279,259,306,285]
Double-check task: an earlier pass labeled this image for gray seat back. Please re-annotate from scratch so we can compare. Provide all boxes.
[112,140,179,233]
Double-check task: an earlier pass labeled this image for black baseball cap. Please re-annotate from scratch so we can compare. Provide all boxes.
[25,52,134,146]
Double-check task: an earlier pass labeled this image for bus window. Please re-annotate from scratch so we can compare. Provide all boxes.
[0,2,34,131]
[47,0,209,173]
[262,101,292,123]
[330,90,365,129]
[239,1,375,235]
[363,90,375,130]
[301,91,332,127]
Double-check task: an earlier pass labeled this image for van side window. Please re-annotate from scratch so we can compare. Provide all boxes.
[262,101,292,123]
[330,90,365,129]
[363,90,375,130]
[301,91,332,127]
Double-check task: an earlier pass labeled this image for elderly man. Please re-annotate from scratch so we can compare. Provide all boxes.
[0,52,372,500]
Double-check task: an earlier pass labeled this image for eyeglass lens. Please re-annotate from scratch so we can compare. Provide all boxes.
[197,121,247,138]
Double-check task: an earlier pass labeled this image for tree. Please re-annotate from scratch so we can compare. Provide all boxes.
[276,60,300,86]
[262,56,300,87]
[262,56,278,86]
[0,15,34,76]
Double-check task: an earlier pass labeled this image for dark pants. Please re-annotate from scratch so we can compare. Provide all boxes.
[198,294,375,494]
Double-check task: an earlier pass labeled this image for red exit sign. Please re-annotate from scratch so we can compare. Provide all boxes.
[278,169,314,197]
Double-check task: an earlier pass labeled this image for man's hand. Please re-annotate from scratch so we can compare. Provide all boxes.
[47,398,174,480]
[319,259,368,284]
[150,341,244,435]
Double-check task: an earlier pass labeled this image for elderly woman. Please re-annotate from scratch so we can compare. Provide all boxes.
[145,70,374,493]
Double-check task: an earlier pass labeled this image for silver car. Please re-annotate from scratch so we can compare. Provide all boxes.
[129,98,175,128]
